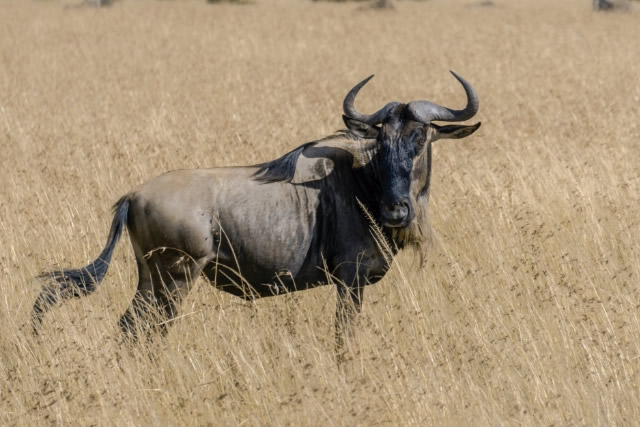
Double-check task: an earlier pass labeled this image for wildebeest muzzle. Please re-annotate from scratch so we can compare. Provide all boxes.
[380,197,414,228]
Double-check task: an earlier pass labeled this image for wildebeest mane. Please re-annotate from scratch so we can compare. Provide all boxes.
[252,131,361,183]
[253,141,317,183]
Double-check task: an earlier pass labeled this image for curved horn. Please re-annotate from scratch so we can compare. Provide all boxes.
[407,71,479,123]
[343,75,400,125]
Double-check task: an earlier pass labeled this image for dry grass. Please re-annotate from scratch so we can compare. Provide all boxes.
[1,0,639,424]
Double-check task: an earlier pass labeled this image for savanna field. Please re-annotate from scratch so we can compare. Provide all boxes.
[1,0,639,424]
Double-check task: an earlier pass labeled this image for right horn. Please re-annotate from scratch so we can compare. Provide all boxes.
[343,75,400,125]
[407,71,479,123]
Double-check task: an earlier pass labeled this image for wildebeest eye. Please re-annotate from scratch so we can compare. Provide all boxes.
[411,128,427,152]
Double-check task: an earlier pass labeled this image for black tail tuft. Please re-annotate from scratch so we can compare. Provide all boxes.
[32,196,130,331]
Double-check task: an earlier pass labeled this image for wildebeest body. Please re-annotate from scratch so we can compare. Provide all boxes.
[32,73,481,346]
[127,140,388,300]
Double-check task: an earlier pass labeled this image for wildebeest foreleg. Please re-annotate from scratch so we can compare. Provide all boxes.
[335,283,364,353]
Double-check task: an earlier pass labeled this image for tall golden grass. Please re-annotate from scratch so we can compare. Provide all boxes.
[1,0,639,424]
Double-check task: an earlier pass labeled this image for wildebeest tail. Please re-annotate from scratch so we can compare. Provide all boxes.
[32,196,130,331]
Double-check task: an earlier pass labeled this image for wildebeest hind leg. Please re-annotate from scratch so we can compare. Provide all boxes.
[118,254,155,341]
[119,248,207,341]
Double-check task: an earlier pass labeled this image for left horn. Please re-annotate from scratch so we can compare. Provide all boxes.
[407,71,479,123]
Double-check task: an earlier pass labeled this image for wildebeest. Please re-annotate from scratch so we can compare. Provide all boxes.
[32,72,481,347]
[592,0,633,10]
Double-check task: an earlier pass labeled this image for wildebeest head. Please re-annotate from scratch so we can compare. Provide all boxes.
[342,72,481,230]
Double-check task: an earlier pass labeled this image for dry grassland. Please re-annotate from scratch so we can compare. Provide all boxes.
[1,0,639,425]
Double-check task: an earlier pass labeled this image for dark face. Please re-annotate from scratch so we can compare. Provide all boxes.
[376,111,430,228]
[343,101,480,230]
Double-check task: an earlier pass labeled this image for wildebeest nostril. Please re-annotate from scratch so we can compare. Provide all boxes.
[397,200,409,217]
[382,198,410,225]
[392,202,408,217]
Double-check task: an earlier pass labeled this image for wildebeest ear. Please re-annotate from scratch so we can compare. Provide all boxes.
[343,115,380,138]
[431,122,481,142]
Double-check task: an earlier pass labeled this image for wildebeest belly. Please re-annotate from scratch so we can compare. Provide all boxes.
[202,258,331,299]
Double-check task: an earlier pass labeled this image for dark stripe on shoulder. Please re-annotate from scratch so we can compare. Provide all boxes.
[252,141,317,183]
